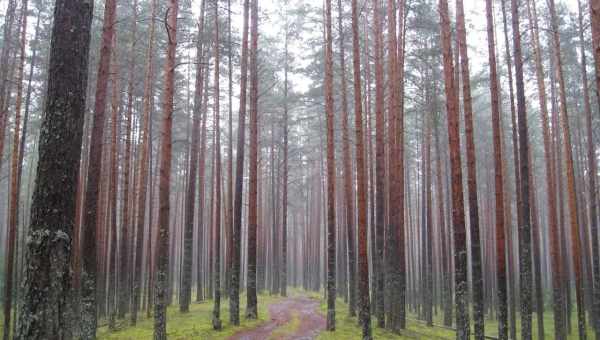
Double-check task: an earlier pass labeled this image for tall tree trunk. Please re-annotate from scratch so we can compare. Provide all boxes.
[281,0,290,297]
[324,0,337,331]
[246,0,259,319]
[371,0,385,328]
[438,0,469,337]
[107,45,121,329]
[16,0,93,336]
[485,1,507,339]
[81,0,118,335]
[0,0,17,170]
[181,0,207,313]
[3,0,27,337]
[455,0,484,337]
[154,0,179,336]
[351,0,372,337]
[509,0,534,338]
[230,0,249,324]
[212,0,223,329]
[337,0,356,317]
[119,0,138,319]
[526,0,564,337]
[132,0,157,325]
[579,0,600,335]
[548,0,587,337]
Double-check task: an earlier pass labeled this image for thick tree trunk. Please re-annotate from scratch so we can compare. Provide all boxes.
[16,0,93,336]
[153,0,179,337]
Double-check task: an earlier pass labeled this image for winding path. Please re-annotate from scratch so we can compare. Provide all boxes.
[228,296,326,340]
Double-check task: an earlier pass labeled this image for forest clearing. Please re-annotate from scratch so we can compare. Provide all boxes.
[0,0,600,338]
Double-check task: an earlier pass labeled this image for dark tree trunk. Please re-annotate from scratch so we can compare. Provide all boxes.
[16,0,93,336]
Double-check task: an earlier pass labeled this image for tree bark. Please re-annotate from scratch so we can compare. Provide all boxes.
[351,0,372,337]
[548,0,587,337]
[16,0,93,336]
[438,0,469,337]
[80,0,118,335]
[154,0,179,337]
[485,0,508,338]
[246,0,259,320]
[131,0,157,325]
[230,0,250,324]
[324,0,337,331]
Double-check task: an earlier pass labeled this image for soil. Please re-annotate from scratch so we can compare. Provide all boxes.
[228,296,326,340]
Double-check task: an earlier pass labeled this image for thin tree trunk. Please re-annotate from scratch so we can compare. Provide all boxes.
[351,0,372,337]
[118,0,138,319]
[485,0,508,338]
[337,0,356,317]
[526,0,564,337]
[548,0,587,337]
[230,0,250,324]
[212,0,223,329]
[154,0,179,337]
[579,0,600,335]
[246,0,259,319]
[439,0,469,337]
[181,0,207,313]
[132,0,157,324]
[81,0,118,334]
[455,0,483,337]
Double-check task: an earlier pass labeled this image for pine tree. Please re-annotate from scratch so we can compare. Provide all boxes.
[16,0,93,336]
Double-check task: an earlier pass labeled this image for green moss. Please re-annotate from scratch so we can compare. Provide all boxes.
[97,293,281,340]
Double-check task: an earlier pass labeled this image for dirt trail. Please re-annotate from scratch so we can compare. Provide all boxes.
[228,296,326,340]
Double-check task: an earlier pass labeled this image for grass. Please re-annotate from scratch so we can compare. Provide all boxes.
[316,297,596,339]
[317,298,455,340]
[97,293,282,340]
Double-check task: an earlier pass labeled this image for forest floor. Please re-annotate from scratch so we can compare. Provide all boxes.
[58,289,593,339]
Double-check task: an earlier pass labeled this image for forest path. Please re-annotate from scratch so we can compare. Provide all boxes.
[228,296,325,340]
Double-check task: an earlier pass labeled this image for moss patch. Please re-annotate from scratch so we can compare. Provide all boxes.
[97,293,281,340]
